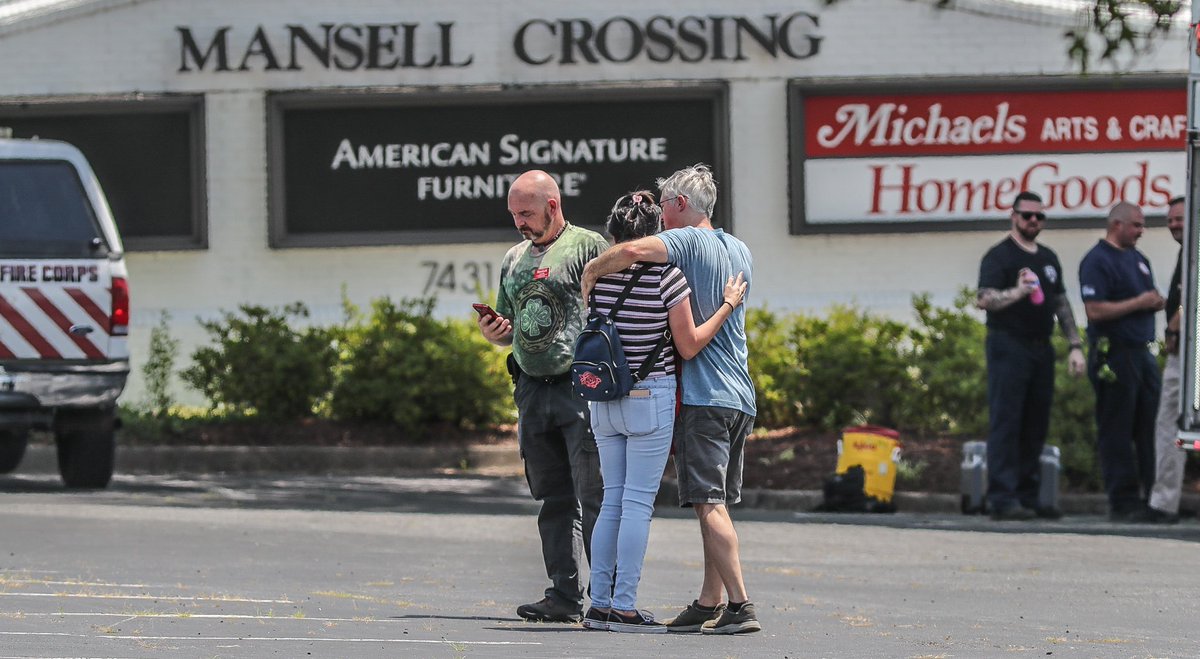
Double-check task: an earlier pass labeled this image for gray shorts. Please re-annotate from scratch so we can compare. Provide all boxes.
[673,405,755,507]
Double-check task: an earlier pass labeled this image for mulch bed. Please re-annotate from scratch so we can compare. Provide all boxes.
[742,427,963,494]
[120,418,961,493]
[118,419,1200,495]
[118,420,518,448]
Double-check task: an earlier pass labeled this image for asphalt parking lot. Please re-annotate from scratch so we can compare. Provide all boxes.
[1,472,1199,658]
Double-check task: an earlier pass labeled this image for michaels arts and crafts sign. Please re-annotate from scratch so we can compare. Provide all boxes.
[790,82,1186,233]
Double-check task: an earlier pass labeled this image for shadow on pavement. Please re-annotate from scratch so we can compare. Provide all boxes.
[3,472,1199,541]
[0,473,541,516]
[389,614,512,622]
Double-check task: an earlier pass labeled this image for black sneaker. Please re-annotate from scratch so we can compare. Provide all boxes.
[582,607,610,631]
[516,597,581,623]
[704,601,762,635]
[606,609,667,634]
[665,600,726,633]
[989,505,1036,521]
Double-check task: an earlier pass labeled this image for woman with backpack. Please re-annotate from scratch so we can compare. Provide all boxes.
[582,191,746,633]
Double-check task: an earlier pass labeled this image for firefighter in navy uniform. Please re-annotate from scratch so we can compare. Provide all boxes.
[1079,201,1166,521]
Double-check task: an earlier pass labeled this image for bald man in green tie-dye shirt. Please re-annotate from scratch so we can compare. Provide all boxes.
[478,170,606,624]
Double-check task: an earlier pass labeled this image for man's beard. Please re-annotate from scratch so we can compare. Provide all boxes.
[520,210,553,242]
[1018,225,1041,241]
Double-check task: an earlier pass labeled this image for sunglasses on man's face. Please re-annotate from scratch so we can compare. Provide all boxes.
[1015,210,1046,222]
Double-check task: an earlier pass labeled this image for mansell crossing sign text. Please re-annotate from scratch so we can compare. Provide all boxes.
[175,12,821,72]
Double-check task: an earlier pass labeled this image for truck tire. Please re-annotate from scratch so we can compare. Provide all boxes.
[55,410,115,489]
[0,430,27,473]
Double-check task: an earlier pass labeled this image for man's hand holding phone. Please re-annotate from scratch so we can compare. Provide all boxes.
[474,303,513,346]
[473,303,497,320]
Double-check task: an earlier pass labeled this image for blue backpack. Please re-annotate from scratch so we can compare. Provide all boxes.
[572,266,671,402]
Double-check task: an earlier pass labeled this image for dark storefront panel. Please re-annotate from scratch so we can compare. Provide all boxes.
[269,84,729,247]
[0,98,206,251]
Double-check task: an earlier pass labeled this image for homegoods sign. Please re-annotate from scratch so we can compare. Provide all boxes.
[789,82,1186,233]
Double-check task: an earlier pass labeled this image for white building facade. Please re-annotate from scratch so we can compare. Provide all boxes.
[0,0,1188,402]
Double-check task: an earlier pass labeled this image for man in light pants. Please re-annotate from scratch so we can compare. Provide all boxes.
[1146,196,1187,523]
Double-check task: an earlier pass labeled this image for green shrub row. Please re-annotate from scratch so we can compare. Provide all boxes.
[747,288,1099,486]
[180,298,514,431]
[173,291,1101,482]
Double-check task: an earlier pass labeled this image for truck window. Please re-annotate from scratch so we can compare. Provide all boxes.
[0,160,107,258]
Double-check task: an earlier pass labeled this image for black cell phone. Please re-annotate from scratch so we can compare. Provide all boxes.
[473,303,498,320]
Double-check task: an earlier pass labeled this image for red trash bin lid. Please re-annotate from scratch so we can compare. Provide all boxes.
[841,425,900,440]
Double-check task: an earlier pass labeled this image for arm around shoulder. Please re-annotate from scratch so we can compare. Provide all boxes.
[581,236,669,300]
[667,272,747,360]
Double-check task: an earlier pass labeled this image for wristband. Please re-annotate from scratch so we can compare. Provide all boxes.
[721,300,735,312]
[1166,330,1180,337]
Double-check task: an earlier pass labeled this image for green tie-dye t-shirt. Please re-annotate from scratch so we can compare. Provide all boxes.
[496,224,609,377]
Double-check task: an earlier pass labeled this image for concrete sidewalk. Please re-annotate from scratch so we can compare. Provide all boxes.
[18,442,1159,517]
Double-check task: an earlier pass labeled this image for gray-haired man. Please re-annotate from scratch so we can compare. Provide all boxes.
[582,164,759,634]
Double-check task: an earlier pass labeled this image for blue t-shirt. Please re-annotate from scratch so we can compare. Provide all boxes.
[658,227,756,416]
[1078,239,1157,345]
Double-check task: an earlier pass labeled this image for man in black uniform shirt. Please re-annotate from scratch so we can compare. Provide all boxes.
[977,191,1086,520]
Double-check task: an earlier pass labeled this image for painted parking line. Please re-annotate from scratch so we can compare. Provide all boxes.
[0,631,540,646]
[0,656,143,659]
[9,612,414,622]
[0,592,293,603]
[0,579,155,588]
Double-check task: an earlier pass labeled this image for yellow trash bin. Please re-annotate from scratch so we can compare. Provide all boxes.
[835,425,902,503]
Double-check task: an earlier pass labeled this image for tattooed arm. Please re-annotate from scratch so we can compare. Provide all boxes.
[1053,294,1083,348]
[976,267,1038,312]
[976,286,1026,311]
[1055,293,1087,377]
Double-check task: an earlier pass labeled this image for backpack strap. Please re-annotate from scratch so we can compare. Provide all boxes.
[590,264,648,316]
[633,330,672,383]
[592,264,670,383]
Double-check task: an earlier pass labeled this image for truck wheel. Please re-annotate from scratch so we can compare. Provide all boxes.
[55,411,115,489]
[0,430,27,473]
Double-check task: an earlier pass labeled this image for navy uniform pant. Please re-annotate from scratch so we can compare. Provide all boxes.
[1087,342,1160,513]
[985,330,1055,511]
[512,374,603,610]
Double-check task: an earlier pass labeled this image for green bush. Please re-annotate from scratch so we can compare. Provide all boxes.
[1048,335,1101,490]
[142,311,180,419]
[182,303,336,421]
[900,290,988,437]
[329,297,514,431]
[789,305,913,431]
[746,306,804,429]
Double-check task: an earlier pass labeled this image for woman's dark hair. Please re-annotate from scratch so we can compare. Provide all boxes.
[606,190,662,243]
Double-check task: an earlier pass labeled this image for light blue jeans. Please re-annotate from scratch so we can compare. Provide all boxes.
[588,375,676,611]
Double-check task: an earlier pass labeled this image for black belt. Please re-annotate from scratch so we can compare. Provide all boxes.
[529,371,571,384]
[1091,337,1152,350]
[505,353,570,384]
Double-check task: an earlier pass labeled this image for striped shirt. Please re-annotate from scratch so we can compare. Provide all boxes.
[591,262,691,378]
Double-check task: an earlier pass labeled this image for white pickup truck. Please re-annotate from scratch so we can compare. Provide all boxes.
[0,135,130,488]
